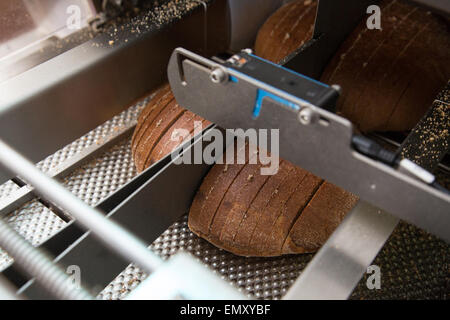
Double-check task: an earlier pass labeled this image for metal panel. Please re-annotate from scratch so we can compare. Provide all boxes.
[126,252,247,300]
[0,0,229,184]
[227,0,283,51]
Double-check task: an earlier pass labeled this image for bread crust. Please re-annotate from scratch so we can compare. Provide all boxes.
[282,182,359,254]
[255,0,317,64]
[132,87,211,172]
[188,156,358,257]
[188,141,251,237]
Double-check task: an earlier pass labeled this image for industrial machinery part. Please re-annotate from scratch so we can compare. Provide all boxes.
[0,218,92,300]
[167,48,450,242]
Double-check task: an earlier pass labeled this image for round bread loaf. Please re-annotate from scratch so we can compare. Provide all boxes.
[255,0,450,132]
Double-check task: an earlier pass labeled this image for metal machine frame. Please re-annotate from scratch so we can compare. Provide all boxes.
[0,0,448,300]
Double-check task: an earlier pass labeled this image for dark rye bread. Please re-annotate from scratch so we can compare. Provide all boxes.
[255,0,317,64]
[188,141,252,237]
[255,0,450,132]
[188,147,359,256]
[131,84,211,172]
[321,0,450,132]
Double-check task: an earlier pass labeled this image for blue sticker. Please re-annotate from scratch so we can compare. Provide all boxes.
[253,89,300,118]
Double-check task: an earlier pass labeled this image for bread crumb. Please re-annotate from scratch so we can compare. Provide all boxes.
[247,174,254,181]
[389,16,398,22]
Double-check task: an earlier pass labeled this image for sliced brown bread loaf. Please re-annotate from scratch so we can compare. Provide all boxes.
[188,152,359,256]
[321,0,450,132]
[255,0,450,132]
[255,0,317,64]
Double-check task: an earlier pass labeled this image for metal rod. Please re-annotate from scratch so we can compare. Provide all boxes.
[284,201,398,300]
[0,139,163,274]
[0,218,92,300]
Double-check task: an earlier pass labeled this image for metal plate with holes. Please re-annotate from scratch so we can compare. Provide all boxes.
[0,201,67,271]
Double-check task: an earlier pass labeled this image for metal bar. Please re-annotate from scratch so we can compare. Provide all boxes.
[127,252,247,300]
[0,122,135,217]
[0,218,93,300]
[399,82,450,172]
[284,201,399,300]
[0,139,163,275]
[227,0,283,51]
[0,185,34,217]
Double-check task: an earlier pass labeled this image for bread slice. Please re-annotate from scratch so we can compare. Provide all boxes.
[132,86,211,172]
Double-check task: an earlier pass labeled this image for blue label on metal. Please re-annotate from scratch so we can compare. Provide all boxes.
[253,89,300,118]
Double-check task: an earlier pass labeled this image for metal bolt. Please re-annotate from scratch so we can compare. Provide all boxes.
[331,84,342,95]
[210,67,228,84]
[298,107,315,125]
